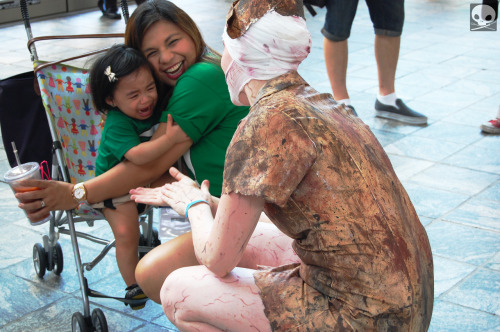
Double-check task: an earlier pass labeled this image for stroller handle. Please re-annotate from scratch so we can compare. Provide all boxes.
[20,0,38,62]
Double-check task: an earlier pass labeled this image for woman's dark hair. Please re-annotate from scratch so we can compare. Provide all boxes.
[89,44,157,113]
[125,0,220,66]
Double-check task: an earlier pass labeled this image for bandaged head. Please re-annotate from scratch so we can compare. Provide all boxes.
[222,0,311,105]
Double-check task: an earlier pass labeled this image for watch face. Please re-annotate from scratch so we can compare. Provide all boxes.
[75,187,85,200]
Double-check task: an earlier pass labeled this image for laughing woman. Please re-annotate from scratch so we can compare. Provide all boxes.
[16,0,297,304]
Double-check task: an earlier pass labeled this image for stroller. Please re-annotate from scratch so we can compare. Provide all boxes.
[13,1,162,330]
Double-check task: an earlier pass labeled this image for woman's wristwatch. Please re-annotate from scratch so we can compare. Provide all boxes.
[72,182,87,203]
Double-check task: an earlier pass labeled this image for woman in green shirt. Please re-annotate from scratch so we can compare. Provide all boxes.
[17,0,297,304]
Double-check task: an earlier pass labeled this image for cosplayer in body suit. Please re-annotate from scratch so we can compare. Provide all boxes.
[221,0,434,330]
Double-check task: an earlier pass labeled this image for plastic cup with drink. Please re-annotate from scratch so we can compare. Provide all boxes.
[3,142,51,226]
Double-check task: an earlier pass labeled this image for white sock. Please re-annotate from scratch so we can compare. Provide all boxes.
[377,93,398,107]
[337,98,352,106]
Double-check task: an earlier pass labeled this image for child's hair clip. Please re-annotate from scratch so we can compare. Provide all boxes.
[104,66,118,83]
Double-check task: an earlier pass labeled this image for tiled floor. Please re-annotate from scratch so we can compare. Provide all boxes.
[0,0,499,331]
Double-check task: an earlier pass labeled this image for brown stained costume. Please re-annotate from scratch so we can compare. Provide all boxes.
[226,0,305,38]
[222,71,434,331]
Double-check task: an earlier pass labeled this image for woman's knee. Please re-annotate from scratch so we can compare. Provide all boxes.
[135,251,152,280]
[135,237,195,286]
[160,267,196,320]
[240,222,297,267]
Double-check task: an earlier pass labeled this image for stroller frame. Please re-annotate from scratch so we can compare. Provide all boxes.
[20,1,159,330]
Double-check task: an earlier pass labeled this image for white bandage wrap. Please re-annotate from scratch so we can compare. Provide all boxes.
[222,10,311,104]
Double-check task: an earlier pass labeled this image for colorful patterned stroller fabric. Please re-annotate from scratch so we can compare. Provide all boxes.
[37,62,100,183]
[35,61,103,218]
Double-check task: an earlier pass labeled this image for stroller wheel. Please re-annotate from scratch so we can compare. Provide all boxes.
[72,312,90,332]
[33,243,47,278]
[53,242,64,275]
[91,308,108,332]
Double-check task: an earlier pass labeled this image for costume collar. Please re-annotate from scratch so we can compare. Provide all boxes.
[253,71,306,106]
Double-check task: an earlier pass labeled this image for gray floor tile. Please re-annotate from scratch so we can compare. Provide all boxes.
[1,296,146,332]
[415,89,485,110]
[476,181,500,202]
[0,269,67,326]
[387,154,433,181]
[397,70,457,91]
[466,69,500,83]
[443,141,500,174]
[442,79,500,98]
[363,117,425,135]
[372,129,406,148]
[432,255,476,299]
[485,253,500,272]
[404,183,469,219]
[428,300,500,332]
[443,198,500,232]
[412,121,482,145]
[152,313,180,332]
[410,164,499,196]
[443,55,500,73]
[426,221,500,266]
[385,136,466,162]
[442,105,494,126]
[442,268,500,316]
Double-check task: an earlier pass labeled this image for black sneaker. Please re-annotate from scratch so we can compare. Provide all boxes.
[97,0,104,13]
[125,284,148,310]
[102,7,121,19]
[344,105,358,117]
[375,99,427,125]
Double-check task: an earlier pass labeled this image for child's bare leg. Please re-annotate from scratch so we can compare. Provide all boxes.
[104,201,140,286]
[161,266,271,332]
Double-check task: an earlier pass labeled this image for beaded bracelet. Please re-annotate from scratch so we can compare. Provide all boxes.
[185,199,210,222]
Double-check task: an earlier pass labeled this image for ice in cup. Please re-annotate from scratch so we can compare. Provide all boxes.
[4,161,51,226]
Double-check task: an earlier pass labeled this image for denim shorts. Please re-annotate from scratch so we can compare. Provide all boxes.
[322,0,405,41]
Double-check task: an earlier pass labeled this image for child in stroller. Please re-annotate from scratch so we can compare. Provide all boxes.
[88,44,189,308]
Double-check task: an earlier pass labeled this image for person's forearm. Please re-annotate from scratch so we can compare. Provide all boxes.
[125,136,183,165]
[85,141,191,204]
[190,194,263,277]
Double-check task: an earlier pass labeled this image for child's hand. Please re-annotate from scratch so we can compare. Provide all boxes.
[165,114,190,144]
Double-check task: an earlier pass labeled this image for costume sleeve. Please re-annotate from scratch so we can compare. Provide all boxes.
[159,63,228,144]
[222,109,316,207]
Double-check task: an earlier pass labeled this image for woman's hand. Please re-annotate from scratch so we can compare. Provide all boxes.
[131,167,211,217]
[15,179,77,222]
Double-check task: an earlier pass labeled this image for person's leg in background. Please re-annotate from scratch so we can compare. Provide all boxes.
[98,0,121,20]
[322,0,359,116]
[368,0,427,125]
[374,34,399,100]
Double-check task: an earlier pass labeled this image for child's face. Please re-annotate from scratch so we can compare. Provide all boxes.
[140,20,197,87]
[106,66,158,120]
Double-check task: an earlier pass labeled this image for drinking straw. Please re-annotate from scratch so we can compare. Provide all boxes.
[11,141,21,167]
